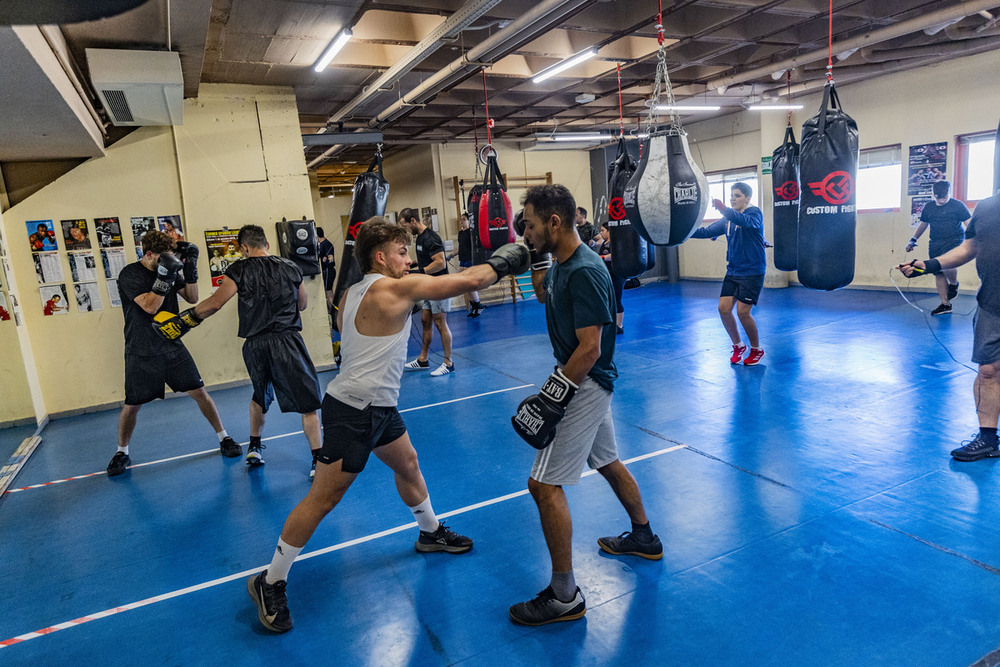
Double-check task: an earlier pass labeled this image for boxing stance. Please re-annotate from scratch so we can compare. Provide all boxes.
[899,189,1000,461]
[246,217,529,633]
[509,185,661,626]
[108,230,240,477]
[156,225,323,476]
[690,182,767,365]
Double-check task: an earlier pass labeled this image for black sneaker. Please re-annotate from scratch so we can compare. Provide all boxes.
[247,571,293,633]
[947,282,959,300]
[220,437,241,458]
[246,442,266,466]
[931,303,952,316]
[414,521,473,554]
[509,586,586,626]
[616,325,624,335]
[950,433,1000,462]
[597,531,664,560]
[107,451,131,476]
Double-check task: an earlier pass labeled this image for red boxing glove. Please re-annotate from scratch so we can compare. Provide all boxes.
[712,198,726,213]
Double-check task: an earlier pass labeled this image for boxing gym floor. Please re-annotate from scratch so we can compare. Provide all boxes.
[2,279,999,666]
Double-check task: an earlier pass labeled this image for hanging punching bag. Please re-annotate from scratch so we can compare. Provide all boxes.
[331,151,390,323]
[993,118,1000,196]
[606,137,648,278]
[477,153,515,250]
[798,82,858,291]
[623,127,709,246]
[467,183,491,264]
[771,125,801,271]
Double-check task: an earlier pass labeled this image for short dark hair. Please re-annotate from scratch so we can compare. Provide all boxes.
[522,185,576,230]
[398,208,418,223]
[932,180,951,198]
[355,217,412,273]
[141,230,176,255]
[732,182,753,198]
[577,206,588,218]
[315,226,325,237]
[237,224,267,249]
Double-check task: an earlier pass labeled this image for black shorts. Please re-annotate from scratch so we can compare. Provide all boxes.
[322,267,336,291]
[721,274,765,306]
[242,330,322,414]
[124,346,204,406]
[929,236,963,259]
[318,395,408,473]
[973,307,1000,365]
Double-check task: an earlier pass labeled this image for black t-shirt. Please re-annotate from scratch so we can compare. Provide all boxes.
[920,198,971,241]
[457,228,473,263]
[415,228,447,276]
[318,239,336,270]
[967,194,1000,315]
[225,255,303,338]
[117,261,184,356]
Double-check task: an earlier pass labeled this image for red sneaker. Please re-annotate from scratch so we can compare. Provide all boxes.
[729,343,747,364]
[743,348,765,366]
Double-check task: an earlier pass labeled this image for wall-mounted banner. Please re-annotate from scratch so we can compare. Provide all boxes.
[40,284,68,316]
[907,142,947,196]
[26,220,58,251]
[911,195,934,227]
[61,219,92,250]
[204,229,243,287]
[95,217,124,248]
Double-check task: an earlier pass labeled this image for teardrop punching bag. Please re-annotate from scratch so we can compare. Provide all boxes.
[771,125,801,271]
[797,82,858,291]
[331,151,390,325]
[606,137,648,278]
[466,183,492,264]
[477,153,515,250]
[623,127,709,246]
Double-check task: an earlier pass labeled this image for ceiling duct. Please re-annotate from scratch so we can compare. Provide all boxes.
[86,48,183,126]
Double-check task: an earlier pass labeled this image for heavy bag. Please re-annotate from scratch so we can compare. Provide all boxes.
[606,137,648,278]
[993,118,1000,196]
[623,127,708,246]
[477,154,515,250]
[275,218,320,277]
[467,183,492,265]
[771,125,801,271]
[331,152,390,321]
[798,82,858,291]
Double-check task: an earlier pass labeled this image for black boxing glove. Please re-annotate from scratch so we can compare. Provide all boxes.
[152,252,184,295]
[175,241,199,284]
[511,368,578,449]
[485,243,530,279]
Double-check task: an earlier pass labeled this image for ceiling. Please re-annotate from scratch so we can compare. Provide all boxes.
[4,0,1000,194]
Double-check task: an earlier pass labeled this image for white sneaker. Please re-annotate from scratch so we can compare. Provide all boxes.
[430,363,455,376]
[404,359,430,371]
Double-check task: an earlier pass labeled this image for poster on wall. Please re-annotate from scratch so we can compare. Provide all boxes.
[101,247,129,279]
[61,219,92,250]
[107,279,122,308]
[158,215,184,242]
[0,291,10,321]
[95,217,124,248]
[74,282,103,312]
[131,216,156,257]
[40,284,68,316]
[911,196,934,227]
[204,229,243,287]
[26,220,58,251]
[907,143,948,196]
[69,251,98,282]
[33,251,64,284]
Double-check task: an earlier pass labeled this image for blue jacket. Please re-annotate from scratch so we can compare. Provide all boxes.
[691,205,766,277]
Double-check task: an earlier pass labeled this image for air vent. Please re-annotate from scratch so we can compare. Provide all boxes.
[101,90,134,123]
[86,49,183,126]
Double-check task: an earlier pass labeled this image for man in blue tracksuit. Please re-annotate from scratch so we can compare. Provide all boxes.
[690,182,767,366]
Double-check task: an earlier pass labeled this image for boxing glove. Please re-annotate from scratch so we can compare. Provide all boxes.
[152,252,184,295]
[485,243,530,279]
[175,241,199,284]
[152,308,203,341]
[511,368,578,449]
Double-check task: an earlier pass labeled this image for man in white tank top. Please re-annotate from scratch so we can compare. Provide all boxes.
[247,217,530,633]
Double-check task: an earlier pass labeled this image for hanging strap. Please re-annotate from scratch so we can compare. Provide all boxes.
[644,0,681,135]
[817,82,833,137]
[783,125,797,148]
[366,145,384,177]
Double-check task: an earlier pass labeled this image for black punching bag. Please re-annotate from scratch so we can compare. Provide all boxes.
[798,82,858,291]
[467,183,492,265]
[623,127,709,246]
[477,153,515,250]
[275,218,320,276]
[332,151,389,322]
[606,137,648,278]
[771,125,800,271]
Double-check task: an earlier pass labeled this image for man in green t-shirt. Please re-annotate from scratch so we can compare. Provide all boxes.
[508,184,662,627]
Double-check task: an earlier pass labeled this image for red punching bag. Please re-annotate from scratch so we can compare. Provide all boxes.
[477,151,515,250]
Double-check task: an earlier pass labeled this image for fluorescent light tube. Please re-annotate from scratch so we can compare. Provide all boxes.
[747,104,804,110]
[533,48,598,83]
[314,29,352,72]
[656,105,721,112]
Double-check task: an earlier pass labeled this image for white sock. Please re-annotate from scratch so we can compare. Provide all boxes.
[750,346,763,351]
[265,537,302,583]
[216,429,229,442]
[734,341,745,349]
[117,445,129,455]
[408,496,439,533]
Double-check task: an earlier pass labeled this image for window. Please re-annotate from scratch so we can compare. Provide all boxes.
[856,145,901,211]
[956,131,995,203]
[703,168,759,220]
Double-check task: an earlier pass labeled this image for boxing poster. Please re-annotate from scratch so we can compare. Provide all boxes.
[204,229,243,287]
[26,220,58,251]
[907,142,947,196]
[101,247,128,279]
[131,216,156,259]
[69,251,97,283]
[94,217,124,248]
[107,279,122,308]
[61,219,92,250]
[911,196,934,228]
[39,284,68,316]
[74,282,102,312]
[33,251,63,284]
[0,291,10,321]
[158,215,184,243]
